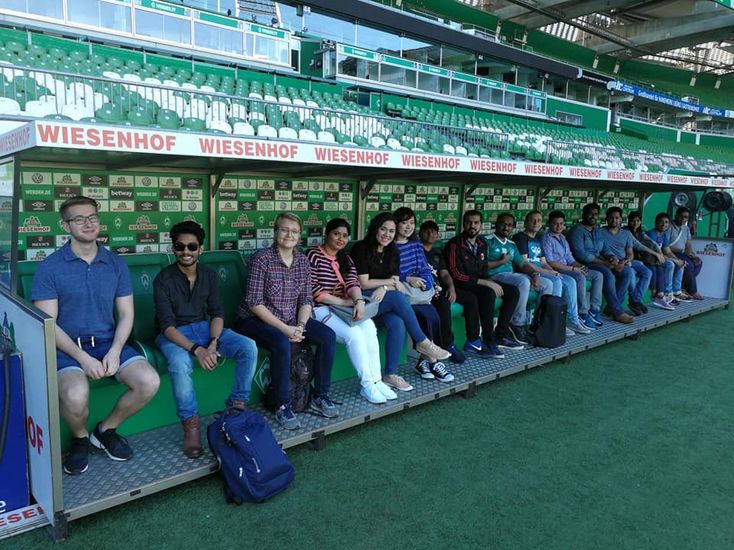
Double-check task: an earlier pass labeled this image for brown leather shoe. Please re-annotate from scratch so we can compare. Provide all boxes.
[614,312,635,324]
[181,416,202,458]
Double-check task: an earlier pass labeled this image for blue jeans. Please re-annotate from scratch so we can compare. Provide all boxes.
[156,321,257,421]
[665,259,684,294]
[628,260,652,303]
[367,289,427,375]
[412,303,442,344]
[492,271,554,326]
[587,263,632,316]
[543,273,580,325]
[675,252,702,294]
[564,268,602,315]
[235,316,335,408]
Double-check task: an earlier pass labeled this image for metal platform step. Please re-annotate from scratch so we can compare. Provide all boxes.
[62,298,727,520]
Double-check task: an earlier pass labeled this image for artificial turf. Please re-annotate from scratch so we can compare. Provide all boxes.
[6,305,734,550]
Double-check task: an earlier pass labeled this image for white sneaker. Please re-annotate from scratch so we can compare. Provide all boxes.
[360,383,387,404]
[568,322,592,334]
[565,327,575,337]
[375,381,398,400]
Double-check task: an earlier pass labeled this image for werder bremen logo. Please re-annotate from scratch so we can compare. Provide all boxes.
[114,217,123,230]
[217,267,227,282]
[219,216,226,226]
[140,272,151,290]
[253,356,271,394]
[164,216,171,228]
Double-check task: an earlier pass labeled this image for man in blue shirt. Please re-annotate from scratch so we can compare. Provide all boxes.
[154,221,257,458]
[32,196,160,475]
[599,207,653,316]
[568,203,634,324]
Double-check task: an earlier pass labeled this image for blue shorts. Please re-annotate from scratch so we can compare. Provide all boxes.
[56,340,144,380]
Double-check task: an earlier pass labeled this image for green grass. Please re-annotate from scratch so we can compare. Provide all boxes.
[6,305,734,550]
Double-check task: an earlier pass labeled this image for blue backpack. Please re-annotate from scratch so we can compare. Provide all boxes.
[207,409,295,504]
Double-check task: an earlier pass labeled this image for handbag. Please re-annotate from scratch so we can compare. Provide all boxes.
[329,297,379,326]
[403,284,435,305]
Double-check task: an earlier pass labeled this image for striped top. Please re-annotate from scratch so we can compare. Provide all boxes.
[306,246,360,303]
[395,239,434,290]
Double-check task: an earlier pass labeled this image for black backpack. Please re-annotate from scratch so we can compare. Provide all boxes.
[265,343,314,412]
[530,295,567,348]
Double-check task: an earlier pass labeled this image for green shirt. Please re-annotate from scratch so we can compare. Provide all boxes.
[485,235,525,277]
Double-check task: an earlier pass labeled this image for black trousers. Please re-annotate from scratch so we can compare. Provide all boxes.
[455,282,520,344]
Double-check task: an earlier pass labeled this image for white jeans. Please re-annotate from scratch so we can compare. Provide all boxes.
[313,305,382,387]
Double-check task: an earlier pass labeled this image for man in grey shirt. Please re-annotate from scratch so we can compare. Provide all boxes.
[666,207,703,300]
[599,207,655,316]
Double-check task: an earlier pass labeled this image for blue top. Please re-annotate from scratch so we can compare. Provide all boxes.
[599,228,645,259]
[395,239,434,290]
[646,228,669,248]
[31,242,133,340]
[567,223,609,265]
[541,232,576,266]
[512,232,543,266]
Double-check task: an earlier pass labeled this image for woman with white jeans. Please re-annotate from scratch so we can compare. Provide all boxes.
[306,218,397,404]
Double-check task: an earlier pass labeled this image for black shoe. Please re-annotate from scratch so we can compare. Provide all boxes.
[603,305,615,317]
[63,436,89,475]
[508,325,529,345]
[90,422,133,461]
[627,302,643,316]
[638,302,648,314]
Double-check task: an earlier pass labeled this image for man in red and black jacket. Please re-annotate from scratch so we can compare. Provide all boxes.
[444,210,522,358]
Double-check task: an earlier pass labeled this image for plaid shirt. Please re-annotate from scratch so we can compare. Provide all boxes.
[238,244,313,325]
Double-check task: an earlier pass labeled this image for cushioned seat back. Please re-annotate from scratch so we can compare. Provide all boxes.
[199,250,247,327]
[16,260,40,301]
[121,253,171,344]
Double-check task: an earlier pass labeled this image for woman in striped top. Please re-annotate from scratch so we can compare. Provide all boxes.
[306,218,397,404]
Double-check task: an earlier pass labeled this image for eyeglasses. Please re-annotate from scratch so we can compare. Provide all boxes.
[65,215,100,226]
[173,242,200,252]
[277,228,301,236]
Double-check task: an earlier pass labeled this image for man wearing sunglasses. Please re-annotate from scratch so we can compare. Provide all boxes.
[32,196,160,475]
[153,220,257,458]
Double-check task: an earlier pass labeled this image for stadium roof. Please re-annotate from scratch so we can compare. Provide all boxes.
[460,0,734,75]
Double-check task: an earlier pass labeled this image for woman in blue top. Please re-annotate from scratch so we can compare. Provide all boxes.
[393,207,454,384]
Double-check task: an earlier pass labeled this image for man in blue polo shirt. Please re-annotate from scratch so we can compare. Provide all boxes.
[32,196,160,475]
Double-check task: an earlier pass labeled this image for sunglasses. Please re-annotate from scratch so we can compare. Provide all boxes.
[173,242,200,252]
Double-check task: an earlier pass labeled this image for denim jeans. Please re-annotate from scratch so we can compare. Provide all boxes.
[628,260,652,303]
[564,268,602,315]
[675,252,702,294]
[156,321,257,421]
[543,273,580,325]
[235,316,335,408]
[492,271,554,326]
[367,289,427,375]
[587,263,632,316]
[664,259,684,294]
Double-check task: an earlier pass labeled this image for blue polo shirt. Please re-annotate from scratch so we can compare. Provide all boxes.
[31,242,133,340]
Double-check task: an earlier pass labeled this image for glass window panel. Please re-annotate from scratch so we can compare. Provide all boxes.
[380,66,416,88]
[304,11,354,44]
[253,36,288,65]
[503,91,516,108]
[356,23,398,53]
[194,22,243,54]
[402,37,437,64]
[514,92,528,110]
[136,11,191,45]
[0,160,14,289]
[2,0,63,18]
[187,0,235,13]
[68,0,132,33]
[276,3,301,33]
[441,46,471,71]
[336,54,377,80]
[244,33,254,57]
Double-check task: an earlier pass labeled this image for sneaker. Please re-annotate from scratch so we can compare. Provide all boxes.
[508,324,529,345]
[429,361,454,383]
[276,404,301,430]
[627,301,644,316]
[414,339,451,362]
[497,336,524,350]
[360,384,387,404]
[674,292,693,303]
[482,343,505,359]
[463,339,485,354]
[90,422,133,461]
[588,310,604,326]
[415,358,435,379]
[652,297,675,311]
[565,327,575,337]
[375,380,398,400]
[63,436,90,475]
[446,343,466,364]
[568,322,592,334]
[638,302,649,314]
[383,374,413,392]
[665,295,679,307]
[309,395,339,418]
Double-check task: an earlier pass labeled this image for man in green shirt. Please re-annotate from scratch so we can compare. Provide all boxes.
[485,213,552,344]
